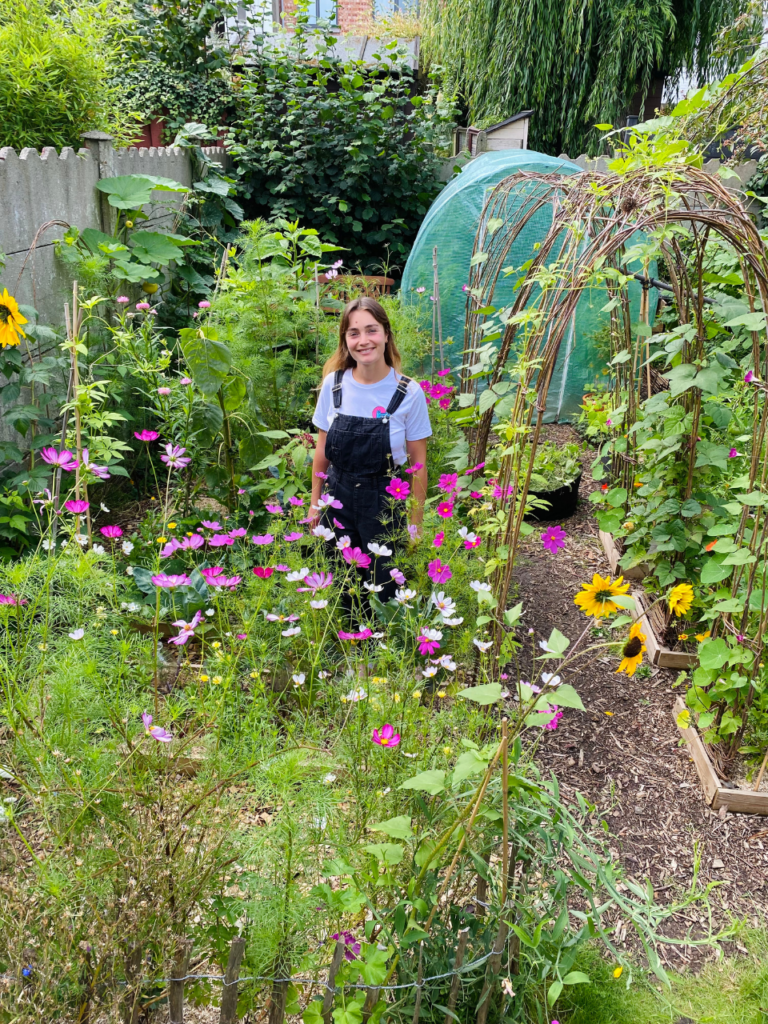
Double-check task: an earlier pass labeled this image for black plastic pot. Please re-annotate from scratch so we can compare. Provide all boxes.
[527,471,582,522]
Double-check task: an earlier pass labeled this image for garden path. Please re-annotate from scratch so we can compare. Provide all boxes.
[516,425,768,969]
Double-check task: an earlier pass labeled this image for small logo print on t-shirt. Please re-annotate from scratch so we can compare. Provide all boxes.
[372,406,387,419]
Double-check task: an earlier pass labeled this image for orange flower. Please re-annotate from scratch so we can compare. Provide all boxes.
[705,540,717,552]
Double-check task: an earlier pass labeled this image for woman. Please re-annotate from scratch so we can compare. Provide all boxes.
[310,297,431,601]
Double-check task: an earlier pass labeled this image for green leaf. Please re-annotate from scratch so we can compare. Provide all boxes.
[735,491,768,507]
[606,487,627,508]
[545,627,570,654]
[699,637,731,671]
[398,770,445,795]
[457,683,502,705]
[130,231,186,265]
[189,400,224,443]
[367,815,412,840]
[562,971,590,985]
[547,980,563,1005]
[96,174,188,210]
[549,683,584,710]
[700,557,733,585]
[451,749,489,787]
[221,375,247,412]
[179,327,231,397]
[363,843,404,865]
[303,999,324,1024]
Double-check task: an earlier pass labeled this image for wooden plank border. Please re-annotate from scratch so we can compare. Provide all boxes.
[598,531,648,581]
[673,698,768,815]
[631,590,697,670]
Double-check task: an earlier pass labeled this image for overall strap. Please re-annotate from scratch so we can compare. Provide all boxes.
[385,375,412,416]
[332,369,345,409]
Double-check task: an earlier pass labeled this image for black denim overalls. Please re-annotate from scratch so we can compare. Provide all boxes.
[323,369,412,603]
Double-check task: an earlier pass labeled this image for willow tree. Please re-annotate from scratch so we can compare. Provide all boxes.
[421,0,760,156]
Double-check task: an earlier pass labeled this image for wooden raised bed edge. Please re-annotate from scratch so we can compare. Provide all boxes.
[630,589,698,670]
[673,697,768,815]
[598,530,648,581]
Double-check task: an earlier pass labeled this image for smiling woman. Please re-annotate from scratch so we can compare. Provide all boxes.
[310,298,432,604]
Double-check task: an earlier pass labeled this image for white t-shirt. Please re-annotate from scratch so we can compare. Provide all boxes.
[313,368,432,466]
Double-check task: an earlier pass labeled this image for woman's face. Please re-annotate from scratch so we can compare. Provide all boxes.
[345,309,388,367]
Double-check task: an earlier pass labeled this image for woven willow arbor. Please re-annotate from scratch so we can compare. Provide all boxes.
[460,165,768,661]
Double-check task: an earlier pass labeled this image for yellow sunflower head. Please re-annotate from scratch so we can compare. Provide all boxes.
[668,582,694,618]
[0,289,27,348]
[616,621,646,676]
[574,573,630,618]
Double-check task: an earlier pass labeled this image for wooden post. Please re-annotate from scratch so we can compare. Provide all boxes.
[475,918,510,1024]
[443,929,469,1024]
[475,850,491,917]
[361,986,380,1024]
[501,719,509,907]
[321,940,345,1024]
[267,952,291,1024]
[169,939,191,1024]
[219,936,246,1024]
[121,946,142,1024]
[411,942,424,1024]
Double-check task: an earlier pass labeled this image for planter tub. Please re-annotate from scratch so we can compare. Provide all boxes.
[599,530,649,581]
[528,471,582,522]
[630,590,698,670]
[673,698,768,815]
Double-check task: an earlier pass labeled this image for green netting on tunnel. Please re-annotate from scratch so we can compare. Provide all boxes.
[401,150,656,421]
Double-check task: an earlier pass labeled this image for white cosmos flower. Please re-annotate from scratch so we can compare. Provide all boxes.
[286,568,310,582]
[336,535,351,550]
[92,544,106,555]
[367,542,392,557]
[313,525,335,541]
[442,616,464,627]
[121,540,134,555]
[323,773,337,784]
[422,665,438,678]
[42,538,54,551]
[74,534,88,547]
[438,656,457,671]
[318,671,331,679]
[470,580,492,592]
[206,608,215,616]
[395,588,417,605]
[345,687,367,702]
[292,673,305,686]
[538,639,552,652]
[282,626,301,637]
[100,503,110,513]
[126,566,134,575]
[430,591,456,615]
[317,493,340,509]
[364,582,383,593]
[541,672,561,687]
[69,628,85,641]
[372,631,384,639]
[310,599,329,610]
[473,638,493,652]
[127,602,140,613]
[420,627,443,641]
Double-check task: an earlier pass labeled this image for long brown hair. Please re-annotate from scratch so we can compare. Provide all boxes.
[322,297,403,378]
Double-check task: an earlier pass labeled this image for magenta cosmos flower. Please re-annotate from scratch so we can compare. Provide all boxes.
[338,628,373,641]
[160,443,191,470]
[404,462,424,475]
[390,567,406,586]
[82,450,110,480]
[385,478,410,500]
[427,558,452,584]
[433,531,444,547]
[253,566,274,579]
[436,501,455,519]
[201,520,220,530]
[417,629,442,656]
[64,499,89,514]
[207,574,241,590]
[252,534,274,545]
[541,524,567,553]
[297,571,333,592]
[141,711,172,742]
[284,531,304,542]
[266,504,283,515]
[438,473,459,494]
[100,525,123,539]
[372,724,400,748]
[0,593,27,606]
[135,430,159,442]
[343,547,371,569]
[151,572,190,589]
[40,447,78,471]
[289,496,304,506]
[209,534,235,547]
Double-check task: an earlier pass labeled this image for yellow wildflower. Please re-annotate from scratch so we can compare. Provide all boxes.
[574,574,630,618]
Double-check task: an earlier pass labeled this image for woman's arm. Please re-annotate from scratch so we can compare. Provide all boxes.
[406,437,428,536]
[309,430,330,529]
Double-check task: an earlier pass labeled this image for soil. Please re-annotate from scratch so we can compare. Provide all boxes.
[514,425,768,968]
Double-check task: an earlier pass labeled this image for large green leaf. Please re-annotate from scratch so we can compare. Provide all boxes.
[457,683,502,704]
[179,327,231,397]
[548,683,584,710]
[189,400,224,444]
[367,815,412,839]
[362,843,403,865]
[700,556,733,585]
[398,770,445,795]
[96,174,189,210]
[698,637,731,671]
[451,749,489,787]
[221,375,247,412]
[130,231,186,265]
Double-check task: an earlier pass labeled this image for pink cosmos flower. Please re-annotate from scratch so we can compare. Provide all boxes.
[297,571,333,592]
[180,377,193,385]
[135,430,159,442]
[417,631,442,656]
[275,564,290,571]
[439,473,459,493]
[541,525,567,553]
[289,496,304,506]
[266,612,300,622]
[209,534,235,547]
[433,531,444,548]
[64,499,89,514]
[229,528,248,538]
[253,566,274,579]
[168,610,203,646]
[207,574,241,589]
[405,462,424,474]
[198,300,211,309]
[201,520,221,530]
[141,711,172,742]
[160,538,182,558]
[160,443,191,469]
[437,368,452,377]
[151,573,190,589]
[0,594,26,606]
[266,504,283,514]
[728,448,739,458]
[157,387,171,396]
[181,534,204,551]
[492,485,514,500]
[390,567,406,586]
[99,524,123,540]
[333,517,345,529]
[253,534,274,545]
[315,471,328,480]
[470,491,482,499]
[466,461,486,475]
[40,447,78,471]
[416,286,426,294]
[436,501,454,519]
[543,706,563,731]
[237,633,247,640]
[386,478,410,500]
[343,547,371,569]
[439,396,451,410]
[339,628,373,641]
[116,296,129,304]
[285,531,304,542]
[372,724,400,748]
[428,558,452,584]
[317,494,343,510]
[82,450,110,480]
[201,566,226,582]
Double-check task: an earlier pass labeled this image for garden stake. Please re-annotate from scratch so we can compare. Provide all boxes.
[753,745,768,792]
[169,938,191,1024]
[501,718,509,906]
[121,945,143,1024]
[443,928,470,1024]
[321,939,346,1024]
[410,941,425,1024]
[474,915,510,1024]
[361,985,380,1024]
[220,936,246,1024]
[474,849,491,916]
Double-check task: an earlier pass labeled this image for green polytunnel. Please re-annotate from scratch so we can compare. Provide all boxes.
[400,150,656,421]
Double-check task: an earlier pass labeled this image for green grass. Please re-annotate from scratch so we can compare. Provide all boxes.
[558,930,768,1023]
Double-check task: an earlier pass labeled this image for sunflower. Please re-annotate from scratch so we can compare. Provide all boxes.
[616,622,646,676]
[668,582,694,618]
[574,573,630,618]
[0,290,27,348]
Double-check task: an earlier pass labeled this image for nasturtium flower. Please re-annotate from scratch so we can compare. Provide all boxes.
[616,623,645,677]
[668,582,694,618]
[574,574,629,618]
[372,724,400,748]
[141,711,172,742]
[0,289,27,348]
